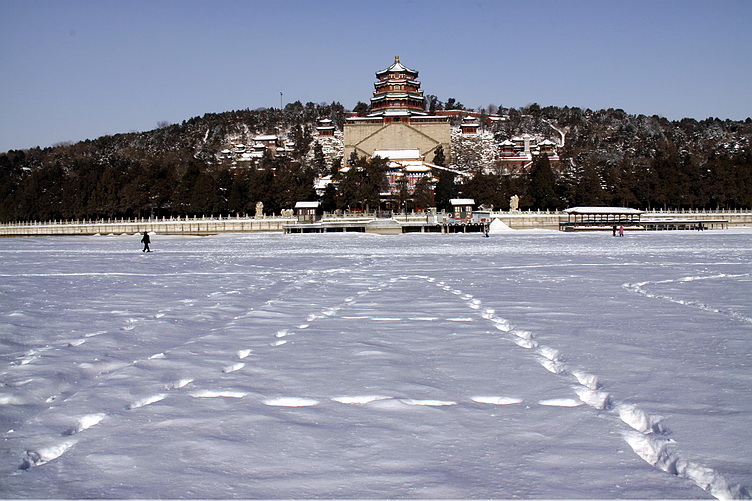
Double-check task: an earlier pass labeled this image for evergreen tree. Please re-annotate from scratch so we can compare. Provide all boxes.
[336,165,361,211]
[352,101,370,116]
[412,176,434,209]
[445,98,464,110]
[312,141,327,176]
[527,154,560,210]
[395,173,410,213]
[359,155,388,212]
[432,145,446,167]
[462,172,506,209]
[434,171,458,212]
[330,157,342,179]
[348,151,360,167]
[227,170,250,215]
[321,183,337,212]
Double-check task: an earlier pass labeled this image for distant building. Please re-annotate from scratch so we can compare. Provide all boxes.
[459,117,480,135]
[449,198,475,222]
[294,201,321,223]
[344,57,451,166]
[497,134,560,175]
[373,149,437,196]
[370,56,427,118]
[316,119,335,137]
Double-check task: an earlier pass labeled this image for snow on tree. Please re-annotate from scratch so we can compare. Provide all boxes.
[449,128,499,173]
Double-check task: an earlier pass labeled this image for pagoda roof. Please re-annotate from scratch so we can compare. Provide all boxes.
[374,79,421,86]
[371,92,424,101]
[375,56,418,78]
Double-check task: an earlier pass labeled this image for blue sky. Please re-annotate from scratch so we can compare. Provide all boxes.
[1,0,750,152]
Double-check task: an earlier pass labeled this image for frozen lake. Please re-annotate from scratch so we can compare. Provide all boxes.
[1,230,751,499]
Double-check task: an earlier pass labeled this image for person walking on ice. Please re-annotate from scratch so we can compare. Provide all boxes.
[141,231,151,252]
[618,225,624,237]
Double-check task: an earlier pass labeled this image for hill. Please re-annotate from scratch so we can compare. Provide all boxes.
[0,101,750,222]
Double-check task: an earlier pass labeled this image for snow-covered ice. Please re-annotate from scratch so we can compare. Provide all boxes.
[1,230,751,498]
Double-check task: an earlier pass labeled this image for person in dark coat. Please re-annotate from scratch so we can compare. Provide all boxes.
[141,232,151,252]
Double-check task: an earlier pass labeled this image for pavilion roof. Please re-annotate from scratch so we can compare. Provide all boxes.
[564,207,644,215]
[375,56,419,78]
[295,201,320,209]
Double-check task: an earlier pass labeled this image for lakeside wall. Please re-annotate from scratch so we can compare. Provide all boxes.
[1,210,750,237]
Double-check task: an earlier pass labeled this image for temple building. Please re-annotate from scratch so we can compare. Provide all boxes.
[497,134,561,175]
[374,149,437,195]
[344,57,451,166]
[369,56,427,119]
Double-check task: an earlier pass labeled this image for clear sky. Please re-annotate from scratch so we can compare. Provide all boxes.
[1,0,750,152]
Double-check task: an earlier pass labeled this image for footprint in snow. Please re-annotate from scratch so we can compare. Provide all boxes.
[20,440,76,469]
[263,397,319,407]
[222,362,245,373]
[331,395,391,404]
[471,396,523,405]
[538,398,582,407]
[190,390,246,399]
[127,393,166,410]
[63,413,106,436]
[167,378,193,390]
[401,399,457,407]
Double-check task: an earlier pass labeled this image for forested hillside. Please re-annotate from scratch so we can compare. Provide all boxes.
[1,101,750,222]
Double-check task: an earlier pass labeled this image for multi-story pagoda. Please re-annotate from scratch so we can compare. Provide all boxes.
[369,56,426,119]
[344,57,450,166]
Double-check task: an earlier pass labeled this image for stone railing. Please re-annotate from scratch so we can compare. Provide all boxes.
[1,209,750,236]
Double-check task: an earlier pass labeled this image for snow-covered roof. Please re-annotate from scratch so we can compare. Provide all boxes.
[450,198,475,206]
[375,78,421,86]
[373,149,421,160]
[295,201,320,209]
[372,93,412,99]
[564,207,644,215]
[375,56,418,77]
[240,152,260,160]
[253,135,278,141]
